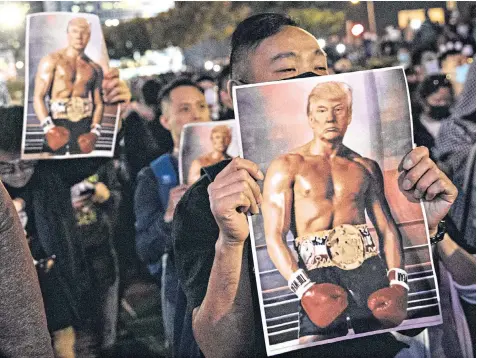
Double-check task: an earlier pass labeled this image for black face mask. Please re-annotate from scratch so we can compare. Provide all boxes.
[429,105,451,120]
[281,72,321,81]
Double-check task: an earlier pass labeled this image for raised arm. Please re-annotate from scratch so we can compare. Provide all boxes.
[191,158,263,357]
[262,155,299,280]
[364,159,403,270]
[33,55,56,123]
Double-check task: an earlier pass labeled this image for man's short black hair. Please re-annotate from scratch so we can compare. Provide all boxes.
[0,106,23,154]
[157,77,204,111]
[230,13,298,81]
[217,64,231,93]
[142,79,162,107]
[418,74,454,100]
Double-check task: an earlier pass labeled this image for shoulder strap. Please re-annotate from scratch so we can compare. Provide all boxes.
[150,154,179,209]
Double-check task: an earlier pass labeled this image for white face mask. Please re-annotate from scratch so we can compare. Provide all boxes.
[0,159,37,188]
[204,87,218,107]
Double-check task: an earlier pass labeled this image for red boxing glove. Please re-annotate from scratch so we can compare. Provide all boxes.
[77,132,98,153]
[46,126,70,151]
[301,283,348,328]
[367,285,408,328]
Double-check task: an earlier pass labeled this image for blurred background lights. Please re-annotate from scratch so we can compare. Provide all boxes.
[204,61,214,71]
[351,23,364,36]
[336,43,346,54]
[410,19,422,30]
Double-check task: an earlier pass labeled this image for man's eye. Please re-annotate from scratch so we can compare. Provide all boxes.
[276,68,296,73]
[315,66,327,72]
[179,107,190,112]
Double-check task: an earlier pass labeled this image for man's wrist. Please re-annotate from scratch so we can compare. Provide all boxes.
[41,116,55,133]
[91,123,101,136]
[163,211,173,223]
[387,268,409,291]
[430,220,447,245]
[216,232,246,251]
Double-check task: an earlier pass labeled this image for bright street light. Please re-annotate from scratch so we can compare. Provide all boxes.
[410,19,422,30]
[105,19,120,27]
[0,4,27,29]
[350,0,360,4]
[351,23,364,36]
[204,61,214,71]
[213,64,221,72]
[336,43,346,55]
[15,61,24,70]
[317,38,326,49]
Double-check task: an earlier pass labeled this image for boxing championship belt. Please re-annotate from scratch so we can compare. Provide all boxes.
[50,97,93,122]
[42,116,70,151]
[78,124,101,154]
[289,269,348,328]
[367,268,409,328]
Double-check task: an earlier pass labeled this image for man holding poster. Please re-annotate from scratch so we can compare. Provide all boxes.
[173,13,458,358]
[33,17,103,155]
[262,81,407,343]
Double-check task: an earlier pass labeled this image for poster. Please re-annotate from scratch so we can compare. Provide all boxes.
[179,120,239,185]
[234,67,441,356]
[22,12,120,159]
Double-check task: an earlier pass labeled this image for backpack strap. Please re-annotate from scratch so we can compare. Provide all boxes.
[150,154,179,209]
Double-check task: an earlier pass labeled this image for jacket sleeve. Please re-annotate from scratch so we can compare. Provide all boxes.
[134,167,172,264]
[0,181,54,357]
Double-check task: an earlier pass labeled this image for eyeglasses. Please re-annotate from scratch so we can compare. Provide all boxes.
[0,159,37,175]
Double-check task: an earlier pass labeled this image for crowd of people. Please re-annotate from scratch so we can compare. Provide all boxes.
[0,6,475,358]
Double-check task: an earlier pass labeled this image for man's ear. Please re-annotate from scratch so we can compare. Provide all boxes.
[227,79,241,102]
[160,114,171,131]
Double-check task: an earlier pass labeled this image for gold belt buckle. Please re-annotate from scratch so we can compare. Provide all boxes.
[67,97,89,122]
[326,224,365,270]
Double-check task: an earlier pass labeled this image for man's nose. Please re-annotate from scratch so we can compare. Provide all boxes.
[191,108,202,121]
[326,112,337,122]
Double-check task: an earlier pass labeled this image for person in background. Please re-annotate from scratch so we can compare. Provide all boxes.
[434,61,475,358]
[0,108,53,358]
[123,78,173,183]
[134,77,210,355]
[0,68,130,357]
[70,160,121,356]
[0,106,83,357]
[414,74,455,155]
[196,74,220,120]
[396,44,412,70]
[217,65,235,120]
[439,48,473,96]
